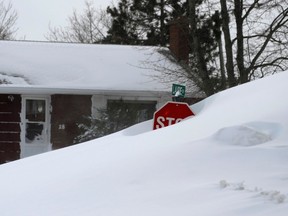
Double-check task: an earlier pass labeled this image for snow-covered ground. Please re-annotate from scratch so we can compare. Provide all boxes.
[0,71,287,216]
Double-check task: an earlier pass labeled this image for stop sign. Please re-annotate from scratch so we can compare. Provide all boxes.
[153,101,195,130]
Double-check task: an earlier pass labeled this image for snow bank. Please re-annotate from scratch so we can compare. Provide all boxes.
[0,71,288,216]
[213,122,278,146]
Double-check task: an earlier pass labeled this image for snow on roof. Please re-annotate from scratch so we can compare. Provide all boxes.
[0,40,182,94]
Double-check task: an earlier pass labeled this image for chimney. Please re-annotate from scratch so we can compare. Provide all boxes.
[169,17,189,63]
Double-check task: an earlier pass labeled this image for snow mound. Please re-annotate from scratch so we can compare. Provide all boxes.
[121,120,153,136]
[213,122,280,146]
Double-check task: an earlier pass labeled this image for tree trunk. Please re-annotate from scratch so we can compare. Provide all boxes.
[220,0,237,87]
[160,0,165,46]
[217,34,227,89]
[188,0,214,96]
[234,0,248,83]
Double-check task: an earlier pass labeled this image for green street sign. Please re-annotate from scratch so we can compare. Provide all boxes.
[172,84,186,97]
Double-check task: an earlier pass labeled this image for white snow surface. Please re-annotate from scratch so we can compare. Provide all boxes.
[0,40,175,92]
[0,71,288,215]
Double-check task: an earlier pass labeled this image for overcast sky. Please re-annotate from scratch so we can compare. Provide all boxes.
[10,0,114,41]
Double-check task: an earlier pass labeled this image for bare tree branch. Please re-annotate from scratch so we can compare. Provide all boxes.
[0,1,18,40]
[247,7,288,74]
[45,1,110,43]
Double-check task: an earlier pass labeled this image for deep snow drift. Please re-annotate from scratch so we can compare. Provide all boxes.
[0,72,287,216]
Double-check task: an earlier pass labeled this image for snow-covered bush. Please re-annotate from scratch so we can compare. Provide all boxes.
[75,99,154,143]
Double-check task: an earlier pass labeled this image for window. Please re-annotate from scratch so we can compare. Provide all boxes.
[25,99,46,144]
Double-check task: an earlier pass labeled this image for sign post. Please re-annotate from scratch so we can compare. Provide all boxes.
[153,101,195,130]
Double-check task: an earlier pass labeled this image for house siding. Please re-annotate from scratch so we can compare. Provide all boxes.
[0,94,21,163]
[51,95,91,149]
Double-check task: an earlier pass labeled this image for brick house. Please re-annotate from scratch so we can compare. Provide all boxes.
[0,39,202,163]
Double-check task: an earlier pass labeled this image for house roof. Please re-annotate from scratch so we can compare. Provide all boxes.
[0,40,186,96]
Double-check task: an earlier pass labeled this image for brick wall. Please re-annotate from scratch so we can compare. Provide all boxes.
[51,95,91,149]
[0,94,21,163]
[169,17,189,62]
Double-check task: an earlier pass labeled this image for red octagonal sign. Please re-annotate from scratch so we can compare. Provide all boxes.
[153,101,195,130]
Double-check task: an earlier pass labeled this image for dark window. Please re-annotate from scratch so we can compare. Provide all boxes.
[26,99,46,122]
